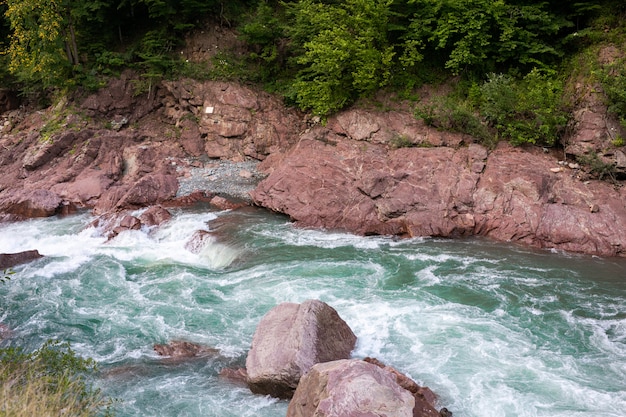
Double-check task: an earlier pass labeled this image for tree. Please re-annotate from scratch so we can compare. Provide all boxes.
[286,0,394,116]
[401,0,572,74]
[1,0,108,88]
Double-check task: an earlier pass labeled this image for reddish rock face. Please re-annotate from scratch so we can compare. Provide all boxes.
[287,359,426,417]
[245,299,357,399]
[1,190,64,219]
[161,80,304,161]
[252,134,626,257]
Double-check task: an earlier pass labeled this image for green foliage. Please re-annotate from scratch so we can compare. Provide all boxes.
[1,269,13,284]
[239,0,287,82]
[0,340,114,417]
[2,0,73,89]
[285,0,395,116]
[577,151,618,181]
[402,0,572,74]
[598,57,626,128]
[474,69,569,146]
[389,134,415,149]
[415,94,493,145]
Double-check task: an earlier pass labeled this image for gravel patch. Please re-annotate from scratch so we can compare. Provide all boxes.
[176,159,265,203]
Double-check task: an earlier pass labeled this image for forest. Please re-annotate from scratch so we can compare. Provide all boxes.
[0,0,625,148]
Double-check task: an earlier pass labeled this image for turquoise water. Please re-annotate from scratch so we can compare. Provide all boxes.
[1,206,625,417]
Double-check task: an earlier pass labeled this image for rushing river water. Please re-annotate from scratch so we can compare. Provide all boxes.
[1,206,625,417]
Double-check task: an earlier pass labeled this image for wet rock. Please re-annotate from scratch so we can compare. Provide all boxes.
[364,357,442,417]
[246,299,357,399]
[219,368,249,387]
[0,249,44,269]
[286,359,419,417]
[1,189,64,219]
[138,206,172,227]
[154,340,220,359]
[209,195,246,211]
[184,230,214,254]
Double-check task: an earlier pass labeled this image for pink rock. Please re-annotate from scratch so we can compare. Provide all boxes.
[1,189,63,219]
[246,300,357,399]
[138,206,172,227]
[252,134,626,257]
[287,359,425,417]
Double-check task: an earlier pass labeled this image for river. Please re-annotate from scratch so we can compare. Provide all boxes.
[1,206,625,417]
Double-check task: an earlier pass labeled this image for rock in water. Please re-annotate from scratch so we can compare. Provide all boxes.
[287,359,418,417]
[245,299,357,398]
[0,250,44,269]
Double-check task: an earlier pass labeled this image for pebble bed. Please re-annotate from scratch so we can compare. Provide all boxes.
[175,159,265,203]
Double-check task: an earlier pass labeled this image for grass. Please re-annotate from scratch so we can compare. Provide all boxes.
[0,340,114,417]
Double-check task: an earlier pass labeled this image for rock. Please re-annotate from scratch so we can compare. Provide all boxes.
[0,323,11,340]
[0,250,44,269]
[253,136,626,257]
[154,340,220,358]
[138,205,172,227]
[251,136,484,238]
[246,299,357,399]
[363,357,442,417]
[184,230,214,254]
[209,195,246,210]
[105,173,179,211]
[1,189,63,219]
[219,368,249,386]
[286,359,419,417]
[162,79,303,160]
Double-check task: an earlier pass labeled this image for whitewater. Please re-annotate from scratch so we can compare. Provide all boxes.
[1,206,625,417]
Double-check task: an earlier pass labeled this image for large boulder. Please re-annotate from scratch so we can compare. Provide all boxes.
[246,299,357,399]
[286,359,441,417]
[1,189,64,219]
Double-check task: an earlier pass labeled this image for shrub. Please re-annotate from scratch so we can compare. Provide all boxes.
[414,95,493,146]
[0,340,114,417]
[599,57,626,128]
[475,69,569,146]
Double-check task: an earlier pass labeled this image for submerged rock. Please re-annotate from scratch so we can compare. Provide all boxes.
[245,299,357,399]
[153,340,220,359]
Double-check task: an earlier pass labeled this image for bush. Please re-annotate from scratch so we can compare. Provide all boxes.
[0,340,114,417]
[599,57,626,128]
[414,95,494,146]
[474,69,569,146]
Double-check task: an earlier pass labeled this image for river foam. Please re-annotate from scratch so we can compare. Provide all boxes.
[1,209,625,417]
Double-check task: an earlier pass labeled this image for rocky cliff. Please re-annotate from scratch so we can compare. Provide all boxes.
[1,72,625,257]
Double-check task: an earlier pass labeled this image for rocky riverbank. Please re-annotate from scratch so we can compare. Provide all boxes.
[1,72,625,257]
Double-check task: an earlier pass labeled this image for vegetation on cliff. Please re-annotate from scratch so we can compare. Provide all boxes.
[0,0,625,147]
